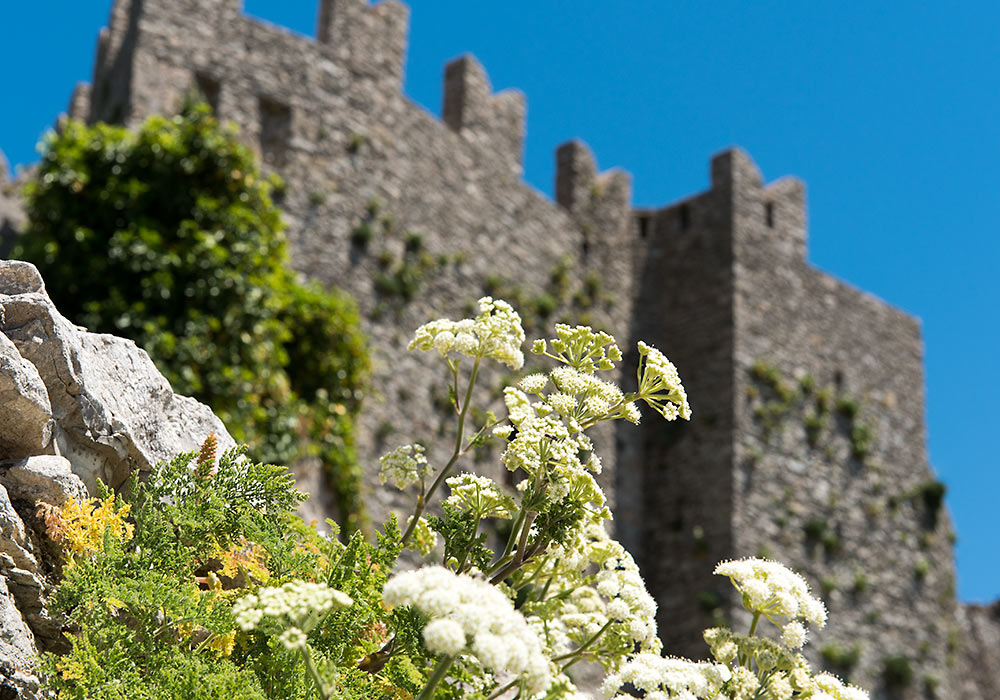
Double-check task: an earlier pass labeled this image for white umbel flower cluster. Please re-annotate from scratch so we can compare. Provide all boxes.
[382,566,552,696]
[379,444,431,490]
[601,654,732,699]
[810,672,870,700]
[233,580,353,650]
[409,296,526,369]
[636,341,691,421]
[714,558,827,627]
[445,472,516,518]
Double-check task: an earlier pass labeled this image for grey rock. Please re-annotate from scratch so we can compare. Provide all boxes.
[0,261,235,493]
[0,488,38,574]
[0,456,88,509]
[0,334,52,461]
[0,556,59,652]
[0,263,41,298]
[0,576,38,700]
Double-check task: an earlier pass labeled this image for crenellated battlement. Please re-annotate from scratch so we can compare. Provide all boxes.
[443,55,525,176]
[633,148,808,263]
[316,0,409,90]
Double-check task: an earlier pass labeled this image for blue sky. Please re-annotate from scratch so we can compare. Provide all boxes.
[2,1,997,600]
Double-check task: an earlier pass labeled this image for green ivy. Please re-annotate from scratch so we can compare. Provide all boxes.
[14,101,370,532]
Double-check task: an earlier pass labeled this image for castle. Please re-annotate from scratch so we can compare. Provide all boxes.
[2,0,998,697]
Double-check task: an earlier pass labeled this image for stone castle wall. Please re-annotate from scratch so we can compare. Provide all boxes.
[70,0,635,525]
[0,0,994,697]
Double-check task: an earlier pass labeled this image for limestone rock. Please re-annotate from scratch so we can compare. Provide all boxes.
[0,333,52,460]
[0,556,59,654]
[0,488,39,575]
[0,260,235,493]
[0,456,88,509]
[0,576,38,700]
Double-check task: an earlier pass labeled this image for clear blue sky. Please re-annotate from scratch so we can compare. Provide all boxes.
[2,1,997,601]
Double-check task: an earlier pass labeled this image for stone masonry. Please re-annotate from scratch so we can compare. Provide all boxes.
[0,0,993,697]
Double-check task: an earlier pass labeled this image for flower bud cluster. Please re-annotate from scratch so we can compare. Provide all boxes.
[531,324,622,374]
[232,581,352,650]
[379,444,431,490]
[810,673,870,700]
[445,472,516,518]
[409,296,526,369]
[636,341,691,422]
[382,566,552,696]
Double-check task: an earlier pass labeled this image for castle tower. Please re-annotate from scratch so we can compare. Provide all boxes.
[620,148,961,698]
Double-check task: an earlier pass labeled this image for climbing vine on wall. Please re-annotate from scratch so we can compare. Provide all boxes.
[747,360,875,463]
[14,101,371,532]
[483,255,610,335]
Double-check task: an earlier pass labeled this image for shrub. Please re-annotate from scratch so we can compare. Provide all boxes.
[14,102,369,530]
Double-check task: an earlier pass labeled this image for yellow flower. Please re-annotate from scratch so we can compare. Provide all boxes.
[45,496,133,560]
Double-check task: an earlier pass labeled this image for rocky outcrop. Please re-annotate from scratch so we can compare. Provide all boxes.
[0,260,235,492]
[0,335,51,461]
[0,259,237,697]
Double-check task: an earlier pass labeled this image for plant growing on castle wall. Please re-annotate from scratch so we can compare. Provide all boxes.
[37,298,872,700]
[13,100,371,531]
[747,361,876,467]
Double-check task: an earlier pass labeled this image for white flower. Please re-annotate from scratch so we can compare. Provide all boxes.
[409,297,525,369]
[602,654,731,699]
[422,618,466,656]
[233,581,352,638]
[378,444,430,490]
[383,567,552,694]
[623,402,642,424]
[714,557,827,628]
[519,373,549,393]
[636,341,691,421]
[492,424,514,439]
[781,621,807,650]
[445,473,515,518]
[278,627,307,650]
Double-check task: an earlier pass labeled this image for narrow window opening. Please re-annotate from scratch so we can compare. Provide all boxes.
[834,370,844,390]
[765,201,775,228]
[637,214,651,239]
[581,239,591,260]
[678,204,690,232]
[258,97,292,169]
[194,73,221,113]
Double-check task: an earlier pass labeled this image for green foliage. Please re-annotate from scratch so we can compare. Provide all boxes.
[747,361,876,466]
[821,641,862,675]
[43,446,415,700]
[14,102,370,531]
[882,654,914,687]
[483,257,607,335]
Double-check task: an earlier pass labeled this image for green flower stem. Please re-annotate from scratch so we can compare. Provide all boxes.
[488,511,537,584]
[551,619,614,665]
[300,644,331,700]
[495,504,527,566]
[738,610,763,666]
[486,678,519,700]
[535,559,559,602]
[455,514,483,573]
[402,356,482,545]
[416,654,456,700]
